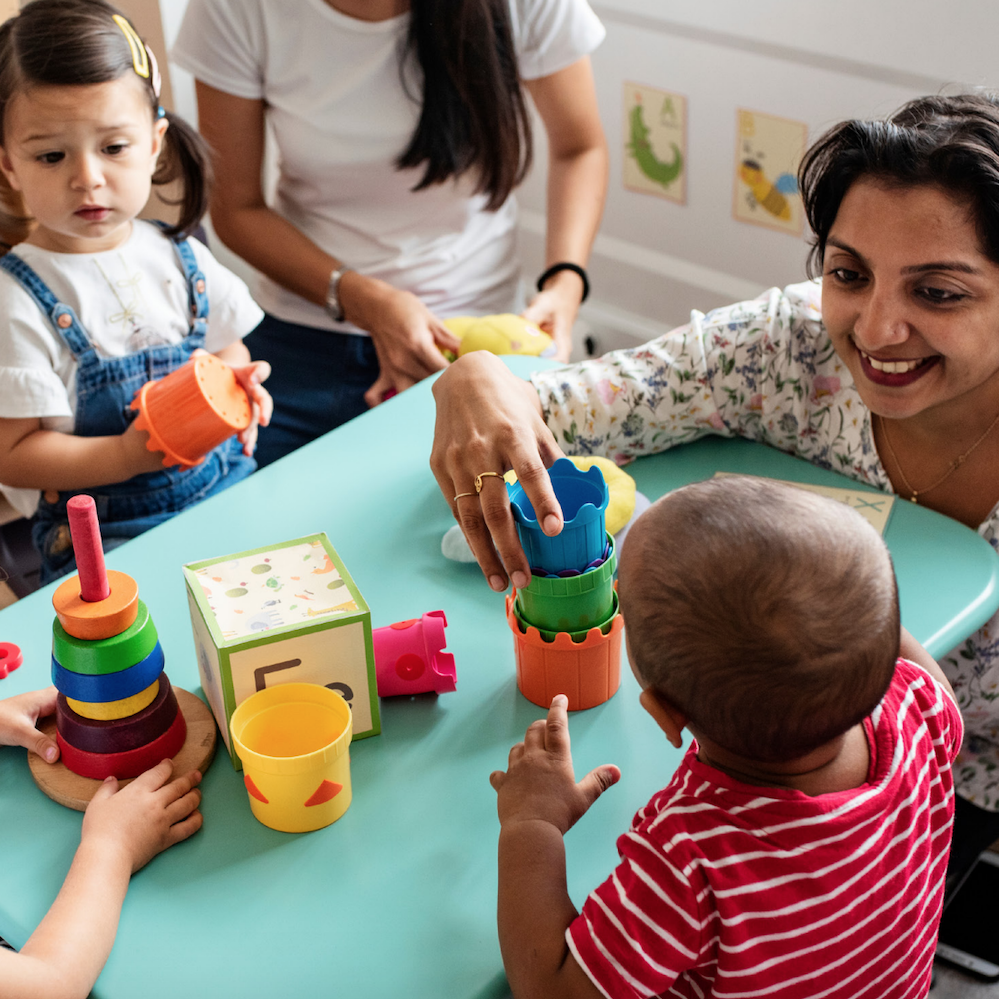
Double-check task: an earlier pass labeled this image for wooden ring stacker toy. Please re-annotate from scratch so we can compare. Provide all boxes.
[30,494,216,809]
[31,689,216,809]
[130,353,252,468]
[66,678,159,720]
[56,706,187,780]
[52,600,157,674]
[56,676,178,754]
[52,642,164,702]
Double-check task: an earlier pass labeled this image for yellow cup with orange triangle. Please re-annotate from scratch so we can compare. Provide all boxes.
[230,683,352,833]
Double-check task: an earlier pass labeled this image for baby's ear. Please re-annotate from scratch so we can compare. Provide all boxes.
[639,689,686,749]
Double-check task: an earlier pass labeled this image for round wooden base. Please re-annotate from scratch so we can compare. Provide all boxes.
[28,688,217,811]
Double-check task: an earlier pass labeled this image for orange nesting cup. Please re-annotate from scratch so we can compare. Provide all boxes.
[131,354,251,468]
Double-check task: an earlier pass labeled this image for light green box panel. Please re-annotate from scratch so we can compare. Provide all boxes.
[183,532,380,769]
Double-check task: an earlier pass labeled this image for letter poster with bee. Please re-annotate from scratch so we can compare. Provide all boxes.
[733,109,807,235]
[623,83,687,204]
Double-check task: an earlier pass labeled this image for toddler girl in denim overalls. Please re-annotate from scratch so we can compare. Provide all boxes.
[0,0,272,583]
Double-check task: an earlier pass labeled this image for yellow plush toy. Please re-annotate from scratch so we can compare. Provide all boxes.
[442,314,556,361]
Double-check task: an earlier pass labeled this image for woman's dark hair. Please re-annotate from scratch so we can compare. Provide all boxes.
[800,92,999,276]
[0,0,211,239]
[397,0,532,211]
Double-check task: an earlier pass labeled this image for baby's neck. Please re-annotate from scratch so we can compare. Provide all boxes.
[695,723,871,796]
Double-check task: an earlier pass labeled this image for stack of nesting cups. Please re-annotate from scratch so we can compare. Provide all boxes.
[505,458,623,710]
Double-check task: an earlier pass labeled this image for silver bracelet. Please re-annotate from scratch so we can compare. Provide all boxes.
[325,265,352,323]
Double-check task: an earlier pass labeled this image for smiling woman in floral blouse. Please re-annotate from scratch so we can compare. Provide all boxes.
[431,92,999,891]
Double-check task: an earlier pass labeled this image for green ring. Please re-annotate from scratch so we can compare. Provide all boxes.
[52,600,158,675]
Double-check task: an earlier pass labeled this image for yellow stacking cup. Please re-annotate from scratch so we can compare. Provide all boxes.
[229,683,352,833]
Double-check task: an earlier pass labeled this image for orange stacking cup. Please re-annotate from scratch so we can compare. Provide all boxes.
[131,354,251,468]
[505,593,623,711]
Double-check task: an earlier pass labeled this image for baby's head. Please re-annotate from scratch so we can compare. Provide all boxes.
[617,476,899,765]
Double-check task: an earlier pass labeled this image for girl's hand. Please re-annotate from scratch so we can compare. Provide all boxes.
[430,351,566,591]
[228,359,273,457]
[81,760,203,874]
[339,272,460,406]
[0,686,59,763]
[490,695,619,835]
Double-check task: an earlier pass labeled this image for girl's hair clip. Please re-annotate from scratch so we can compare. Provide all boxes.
[111,14,149,79]
[146,44,163,101]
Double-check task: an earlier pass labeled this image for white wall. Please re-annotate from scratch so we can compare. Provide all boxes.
[158,1,999,355]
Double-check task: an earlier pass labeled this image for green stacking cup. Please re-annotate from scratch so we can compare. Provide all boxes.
[516,535,616,633]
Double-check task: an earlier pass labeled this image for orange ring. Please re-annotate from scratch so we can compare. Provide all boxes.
[52,570,139,641]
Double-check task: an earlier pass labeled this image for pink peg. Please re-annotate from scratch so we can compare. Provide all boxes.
[66,495,109,602]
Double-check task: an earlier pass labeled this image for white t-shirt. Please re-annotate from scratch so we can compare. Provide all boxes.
[172,0,605,332]
[0,220,264,517]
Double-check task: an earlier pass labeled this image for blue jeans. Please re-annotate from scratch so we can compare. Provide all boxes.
[244,314,379,468]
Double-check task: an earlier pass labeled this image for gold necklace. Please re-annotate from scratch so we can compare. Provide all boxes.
[877,410,999,503]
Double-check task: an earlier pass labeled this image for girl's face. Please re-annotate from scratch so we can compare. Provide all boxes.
[821,178,999,424]
[0,74,167,253]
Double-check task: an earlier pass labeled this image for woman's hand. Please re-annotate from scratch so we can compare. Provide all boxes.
[340,272,460,406]
[430,351,566,591]
[522,268,588,363]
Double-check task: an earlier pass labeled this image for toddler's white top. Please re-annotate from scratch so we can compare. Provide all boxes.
[172,0,605,332]
[0,220,264,516]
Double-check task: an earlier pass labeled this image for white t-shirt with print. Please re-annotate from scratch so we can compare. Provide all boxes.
[172,0,605,332]
[0,220,264,516]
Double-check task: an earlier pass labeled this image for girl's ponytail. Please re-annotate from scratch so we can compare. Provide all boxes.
[153,109,212,238]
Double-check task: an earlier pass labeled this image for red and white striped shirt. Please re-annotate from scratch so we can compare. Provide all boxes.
[567,658,963,999]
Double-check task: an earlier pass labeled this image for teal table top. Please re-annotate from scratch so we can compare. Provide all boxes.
[0,357,995,999]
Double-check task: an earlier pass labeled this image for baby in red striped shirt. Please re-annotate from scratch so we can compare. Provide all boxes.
[492,475,962,999]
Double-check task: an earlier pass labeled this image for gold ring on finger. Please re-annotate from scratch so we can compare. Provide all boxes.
[453,491,477,502]
[474,471,504,494]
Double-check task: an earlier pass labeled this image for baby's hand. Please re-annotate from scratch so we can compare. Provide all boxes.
[229,360,273,457]
[81,760,203,874]
[489,694,619,835]
[0,686,59,763]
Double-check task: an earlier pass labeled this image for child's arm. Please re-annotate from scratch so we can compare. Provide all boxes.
[210,343,273,458]
[491,695,620,999]
[0,759,202,999]
[0,416,164,491]
[899,626,958,705]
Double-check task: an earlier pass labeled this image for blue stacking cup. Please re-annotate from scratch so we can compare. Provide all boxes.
[508,458,609,574]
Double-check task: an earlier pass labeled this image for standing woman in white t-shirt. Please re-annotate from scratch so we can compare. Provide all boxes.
[173,0,608,467]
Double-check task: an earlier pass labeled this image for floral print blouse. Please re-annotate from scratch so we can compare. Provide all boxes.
[532,280,999,810]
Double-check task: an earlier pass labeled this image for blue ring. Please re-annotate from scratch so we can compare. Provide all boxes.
[52,641,165,702]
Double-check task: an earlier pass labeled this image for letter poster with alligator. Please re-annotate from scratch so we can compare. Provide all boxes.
[623,83,686,205]
[733,108,807,236]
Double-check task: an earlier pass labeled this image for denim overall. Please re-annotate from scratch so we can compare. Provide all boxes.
[0,232,256,583]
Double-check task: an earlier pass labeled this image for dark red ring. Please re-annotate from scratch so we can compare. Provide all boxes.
[56,706,187,780]
[56,675,178,755]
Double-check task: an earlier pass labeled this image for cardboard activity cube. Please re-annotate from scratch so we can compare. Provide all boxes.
[183,533,379,769]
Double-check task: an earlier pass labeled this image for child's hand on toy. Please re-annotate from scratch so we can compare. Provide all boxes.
[0,686,59,763]
[490,694,619,836]
[81,759,203,874]
[228,359,273,457]
[120,419,173,475]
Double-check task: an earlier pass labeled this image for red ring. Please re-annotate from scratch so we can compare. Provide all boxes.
[56,707,187,779]
[0,642,22,679]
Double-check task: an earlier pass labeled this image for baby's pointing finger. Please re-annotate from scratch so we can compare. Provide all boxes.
[545,694,571,753]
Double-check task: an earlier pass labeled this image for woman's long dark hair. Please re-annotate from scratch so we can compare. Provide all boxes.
[0,0,211,239]
[397,0,532,211]
[800,93,999,275]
